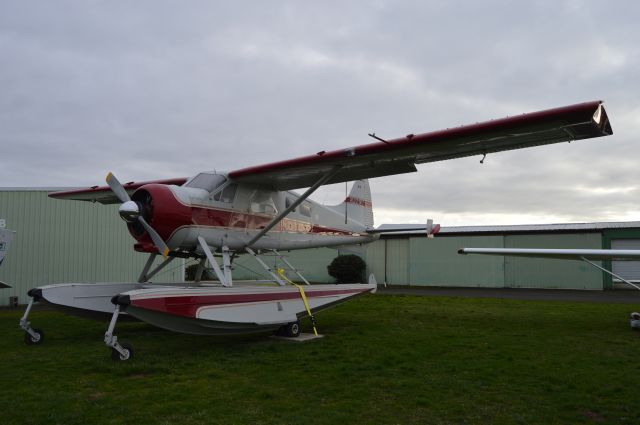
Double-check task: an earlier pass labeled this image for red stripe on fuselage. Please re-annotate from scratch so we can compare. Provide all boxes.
[129,288,366,318]
[344,197,373,208]
[189,205,353,235]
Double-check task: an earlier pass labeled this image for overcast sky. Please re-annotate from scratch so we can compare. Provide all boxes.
[1,1,639,226]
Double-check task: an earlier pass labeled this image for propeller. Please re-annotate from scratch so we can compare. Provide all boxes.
[106,172,170,257]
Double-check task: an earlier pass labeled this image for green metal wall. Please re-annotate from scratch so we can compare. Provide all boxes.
[384,239,410,284]
[364,240,385,284]
[409,236,505,287]
[504,234,602,289]
[366,233,606,289]
[0,190,183,305]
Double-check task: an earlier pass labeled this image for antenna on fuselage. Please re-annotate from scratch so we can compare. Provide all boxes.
[368,132,390,144]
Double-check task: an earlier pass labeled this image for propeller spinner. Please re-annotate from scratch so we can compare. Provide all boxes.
[106,172,170,257]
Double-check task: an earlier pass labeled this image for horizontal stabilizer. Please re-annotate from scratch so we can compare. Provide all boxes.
[0,280,11,289]
[458,247,640,261]
[370,219,440,236]
[49,177,188,204]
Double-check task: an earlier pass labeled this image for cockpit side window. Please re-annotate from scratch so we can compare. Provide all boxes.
[213,183,237,203]
[185,173,226,192]
[285,197,297,211]
[299,203,312,217]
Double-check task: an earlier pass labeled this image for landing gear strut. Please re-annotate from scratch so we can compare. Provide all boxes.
[20,295,44,345]
[104,305,134,361]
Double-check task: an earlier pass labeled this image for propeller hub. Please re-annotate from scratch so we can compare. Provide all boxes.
[119,200,140,223]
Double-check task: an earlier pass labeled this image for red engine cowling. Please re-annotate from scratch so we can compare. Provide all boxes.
[127,184,192,253]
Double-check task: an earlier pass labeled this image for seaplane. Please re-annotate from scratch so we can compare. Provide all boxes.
[0,228,16,288]
[19,100,612,361]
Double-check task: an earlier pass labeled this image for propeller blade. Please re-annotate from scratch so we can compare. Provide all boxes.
[138,216,170,257]
[105,172,131,203]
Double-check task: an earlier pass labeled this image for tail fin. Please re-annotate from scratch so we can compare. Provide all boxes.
[337,180,374,228]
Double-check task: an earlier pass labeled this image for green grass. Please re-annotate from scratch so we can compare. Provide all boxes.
[1,294,639,425]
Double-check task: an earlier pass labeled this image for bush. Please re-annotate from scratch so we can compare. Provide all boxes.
[185,264,215,281]
[327,254,366,283]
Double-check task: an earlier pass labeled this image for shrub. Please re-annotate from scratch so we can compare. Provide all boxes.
[185,264,215,281]
[327,254,366,283]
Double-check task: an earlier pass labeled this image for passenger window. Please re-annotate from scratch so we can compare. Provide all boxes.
[214,184,237,203]
[300,204,311,217]
[285,197,296,211]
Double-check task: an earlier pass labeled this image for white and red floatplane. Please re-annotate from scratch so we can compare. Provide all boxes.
[18,101,612,360]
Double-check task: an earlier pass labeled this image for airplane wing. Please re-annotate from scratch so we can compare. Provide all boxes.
[48,177,188,204]
[458,248,640,261]
[48,100,611,200]
[229,101,612,190]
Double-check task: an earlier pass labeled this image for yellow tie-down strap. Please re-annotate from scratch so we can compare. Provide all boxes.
[276,268,318,336]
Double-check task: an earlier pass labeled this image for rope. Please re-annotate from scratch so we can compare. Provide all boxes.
[276,268,318,336]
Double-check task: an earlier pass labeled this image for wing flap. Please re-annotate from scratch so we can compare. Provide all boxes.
[48,177,188,204]
[229,101,611,190]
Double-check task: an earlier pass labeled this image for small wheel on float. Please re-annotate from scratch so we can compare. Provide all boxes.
[24,328,44,345]
[111,342,134,361]
[284,321,301,338]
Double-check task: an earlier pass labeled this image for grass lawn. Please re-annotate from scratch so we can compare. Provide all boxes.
[1,293,639,425]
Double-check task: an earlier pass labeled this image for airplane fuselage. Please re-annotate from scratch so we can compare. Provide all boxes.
[128,173,376,254]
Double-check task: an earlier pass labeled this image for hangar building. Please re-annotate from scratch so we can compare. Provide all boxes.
[1,188,639,306]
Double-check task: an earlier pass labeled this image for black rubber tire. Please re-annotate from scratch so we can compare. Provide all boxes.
[285,321,301,338]
[111,342,134,361]
[24,328,44,345]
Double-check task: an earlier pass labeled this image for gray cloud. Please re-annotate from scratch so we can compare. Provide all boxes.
[1,1,639,225]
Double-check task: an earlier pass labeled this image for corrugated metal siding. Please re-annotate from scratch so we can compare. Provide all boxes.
[409,236,505,287]
[504,233,602,289]
[365,240,386,283]
[384,239,410,284]
[0,191,183,305]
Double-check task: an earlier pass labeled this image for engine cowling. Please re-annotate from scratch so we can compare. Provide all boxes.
[127,184,192,253]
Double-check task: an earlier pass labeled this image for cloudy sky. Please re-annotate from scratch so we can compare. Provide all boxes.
[1,1,638,226]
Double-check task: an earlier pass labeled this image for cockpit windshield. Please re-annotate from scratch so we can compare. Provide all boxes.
[185,173,227,192]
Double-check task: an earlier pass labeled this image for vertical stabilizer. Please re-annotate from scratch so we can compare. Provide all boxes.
[336,180,374,228]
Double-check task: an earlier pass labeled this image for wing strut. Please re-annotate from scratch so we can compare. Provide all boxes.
[197,237,232,287]
[137,254,175,283]
[580,256,640,291]
[245,165,343,248]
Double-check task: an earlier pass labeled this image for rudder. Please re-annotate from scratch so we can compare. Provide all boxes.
[344,180,374,228]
